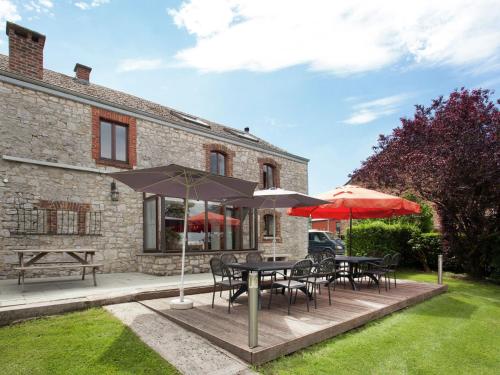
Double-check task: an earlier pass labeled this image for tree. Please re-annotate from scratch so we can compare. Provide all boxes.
[350,89,500,278]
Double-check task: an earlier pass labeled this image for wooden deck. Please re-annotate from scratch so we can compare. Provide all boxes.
[141,280,447,365]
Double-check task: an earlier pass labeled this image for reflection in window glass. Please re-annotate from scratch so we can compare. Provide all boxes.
[210,151,226,176]
[165,198,184,251]
[115,125,127,161]
[264,214,274,236]
[210,152,218,174]
[241,208,250,249]
[263,164,275,189]
[100,121,112,159]
[207,202,223,250]
[187,200,205,251]
[218,154,225,176]
[225,206,241,250]
[144,198,157,250]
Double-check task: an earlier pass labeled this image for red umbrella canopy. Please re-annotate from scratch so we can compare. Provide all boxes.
[188,211,240,226]
[288,185,420,219]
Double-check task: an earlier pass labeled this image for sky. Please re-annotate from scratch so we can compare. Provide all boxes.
[1,0,499,194]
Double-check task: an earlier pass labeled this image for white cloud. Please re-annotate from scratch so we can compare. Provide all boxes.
[168,0,500,75]
[343,94,410,125]
[74,0,109,11]
[0,0,20,43]
[117,58,163,73]
[24,0,53,14]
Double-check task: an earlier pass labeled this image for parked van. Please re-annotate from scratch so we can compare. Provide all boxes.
[308,230,345,255]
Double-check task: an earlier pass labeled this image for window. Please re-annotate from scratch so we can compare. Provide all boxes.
[263,164,275,189]
[100,120,128,163]
[210,151,226,176]
[263,214,274,237]
[151,196,257,252]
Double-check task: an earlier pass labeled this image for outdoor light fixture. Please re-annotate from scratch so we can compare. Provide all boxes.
[110,181,119,201]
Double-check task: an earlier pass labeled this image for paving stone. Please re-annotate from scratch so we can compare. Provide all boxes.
[105,302,256,375]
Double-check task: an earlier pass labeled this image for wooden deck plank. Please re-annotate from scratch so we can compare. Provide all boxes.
[141,280,447,365]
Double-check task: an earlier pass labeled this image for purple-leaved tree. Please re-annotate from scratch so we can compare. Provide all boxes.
[350,89,500,278]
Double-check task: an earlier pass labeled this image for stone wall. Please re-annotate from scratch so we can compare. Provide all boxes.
[137,250,263,276]
[0,79,309,280]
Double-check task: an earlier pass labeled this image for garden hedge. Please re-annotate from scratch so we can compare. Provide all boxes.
[346,221,443,270]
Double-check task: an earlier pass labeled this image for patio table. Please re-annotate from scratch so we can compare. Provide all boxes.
[333,255,382,291]
[227,261,312,303]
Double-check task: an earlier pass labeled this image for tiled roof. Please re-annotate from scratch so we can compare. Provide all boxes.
[0,54,306,160]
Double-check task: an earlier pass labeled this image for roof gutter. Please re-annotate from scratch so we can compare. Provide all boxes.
[0,69,309,164]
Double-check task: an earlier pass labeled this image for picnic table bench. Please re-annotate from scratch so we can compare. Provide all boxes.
[12,249,102,291]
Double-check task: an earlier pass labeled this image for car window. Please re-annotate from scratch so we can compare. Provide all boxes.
[317,233,328,242]
[324,232,336,240]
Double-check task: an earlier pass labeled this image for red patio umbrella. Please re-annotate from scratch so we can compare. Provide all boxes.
[288,185,421,255]
[187,211,241,232]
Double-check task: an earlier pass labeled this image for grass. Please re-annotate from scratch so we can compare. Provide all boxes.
[258,270,500,375]
[0,308,179,375]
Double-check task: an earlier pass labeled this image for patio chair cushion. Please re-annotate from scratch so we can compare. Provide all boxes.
[309,278,332,286]
[261,271,276,277]
[272,280,306,289]
[218,279,247,287]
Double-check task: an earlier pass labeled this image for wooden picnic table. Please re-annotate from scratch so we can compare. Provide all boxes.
[12,248,102,291]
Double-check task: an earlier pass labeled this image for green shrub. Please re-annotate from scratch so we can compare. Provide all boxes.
[408,232,442,271]
[346,221,420,266]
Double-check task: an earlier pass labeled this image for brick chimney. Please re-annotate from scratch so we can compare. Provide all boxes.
[6,22,46,80]
[74,63,92,83]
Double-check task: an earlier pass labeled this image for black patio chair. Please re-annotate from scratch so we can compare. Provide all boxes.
[388,252,401,288]
[246,252,276,284]
[305,251,325,264]
[210,257,246,313]
[220,253,242,296]
[268,259,313,315]
[364,254,392,293]
[307,257,337,308]
[220,253,242,278]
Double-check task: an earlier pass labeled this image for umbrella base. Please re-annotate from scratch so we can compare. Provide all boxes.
[170,298,194,310]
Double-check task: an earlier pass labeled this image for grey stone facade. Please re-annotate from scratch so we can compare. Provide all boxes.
[0,77,309,280]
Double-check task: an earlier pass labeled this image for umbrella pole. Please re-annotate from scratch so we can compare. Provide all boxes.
[273,199,276,262]
[179,187,190,302]
[349,208,352,256]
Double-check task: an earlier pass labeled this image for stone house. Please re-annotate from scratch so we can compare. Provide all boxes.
[0,22,309,279]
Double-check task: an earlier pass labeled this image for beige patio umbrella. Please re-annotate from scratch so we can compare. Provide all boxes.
[109,164,257,309]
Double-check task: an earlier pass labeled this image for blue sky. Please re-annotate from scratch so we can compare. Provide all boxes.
[1,0,499,194]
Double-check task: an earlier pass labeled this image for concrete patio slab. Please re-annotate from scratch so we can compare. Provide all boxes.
[0,272,214,325]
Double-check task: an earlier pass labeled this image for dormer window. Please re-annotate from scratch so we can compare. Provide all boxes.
[172,111,210,128]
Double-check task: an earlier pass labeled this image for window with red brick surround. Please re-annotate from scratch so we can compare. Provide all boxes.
[259,209,282,243]
[37,200,90,235]
[92,107,137,169]
[203,144,235,176]
[257,158,281,189]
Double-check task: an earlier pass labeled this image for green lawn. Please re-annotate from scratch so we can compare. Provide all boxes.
[0,308,179,375]
[258,270,500,375]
